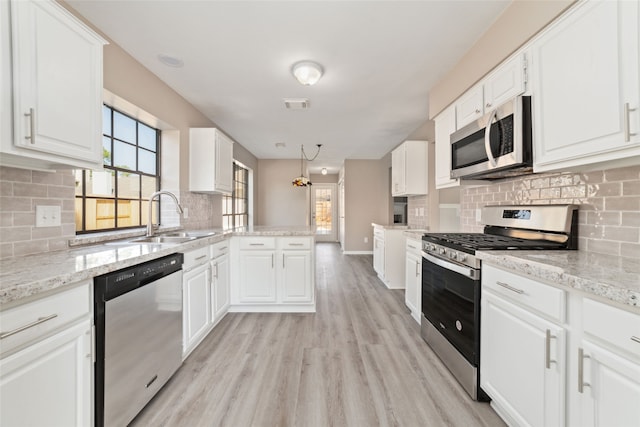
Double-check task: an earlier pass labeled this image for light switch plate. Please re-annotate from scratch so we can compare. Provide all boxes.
[36,205,61,227]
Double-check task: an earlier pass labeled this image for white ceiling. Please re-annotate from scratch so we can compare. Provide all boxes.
[67,0,511,174]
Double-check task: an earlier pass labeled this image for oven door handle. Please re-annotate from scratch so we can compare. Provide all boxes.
[422,252,479,280]
[484,108,498,167]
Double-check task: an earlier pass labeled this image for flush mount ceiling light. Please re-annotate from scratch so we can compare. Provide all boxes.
[157,53,184,68]
[321,168,328,175]
[292,144,322,187]
[291,61,323,86]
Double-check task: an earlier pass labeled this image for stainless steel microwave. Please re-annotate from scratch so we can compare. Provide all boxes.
[450,96,532,180]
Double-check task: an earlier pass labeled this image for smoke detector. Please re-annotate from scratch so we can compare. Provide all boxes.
[284,98,310,110]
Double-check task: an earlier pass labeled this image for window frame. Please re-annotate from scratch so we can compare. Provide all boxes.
[74,105,161,234]
[222,161,250,230]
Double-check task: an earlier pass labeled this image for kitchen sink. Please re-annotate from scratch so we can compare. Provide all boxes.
[128,236,198,244]
[106,230,216,246]
[160,231,216,238]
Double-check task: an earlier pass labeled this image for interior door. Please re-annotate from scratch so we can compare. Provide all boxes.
[311,184,338,242]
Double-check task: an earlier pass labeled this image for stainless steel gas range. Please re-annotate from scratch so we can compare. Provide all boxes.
[420,204,578,401]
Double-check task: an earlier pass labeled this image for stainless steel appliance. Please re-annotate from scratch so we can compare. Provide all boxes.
[450,96,532,180]
[421,204,578,400]
[94,253,184,427]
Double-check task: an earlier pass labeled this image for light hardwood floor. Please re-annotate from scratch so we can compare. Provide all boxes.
[131,243,504,427]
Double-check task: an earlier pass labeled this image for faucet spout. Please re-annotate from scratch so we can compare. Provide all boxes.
[147,190,183,237]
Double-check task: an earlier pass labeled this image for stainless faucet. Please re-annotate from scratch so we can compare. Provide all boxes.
[147,191,184,237]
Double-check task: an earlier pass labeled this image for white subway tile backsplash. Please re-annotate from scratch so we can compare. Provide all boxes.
[460,165,640,257]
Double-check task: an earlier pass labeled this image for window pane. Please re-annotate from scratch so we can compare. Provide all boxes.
[117,200,140,227]
[113,111,136,144]
[113,140,136,170]
[75,198,83,231]
[102,106,111,136]
[86,199,115,230]
[118,171,140,199]
[103,136,112,166]
[138,123,156,151]
[74,170,83,196]
[86,170,115,198]
[141,176,157,199]
[138,149,156,175]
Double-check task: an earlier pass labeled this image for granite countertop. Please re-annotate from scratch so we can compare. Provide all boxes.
[404,230,429,240]
[477,250,640,309]
[372,223,410,230]
[0,226,315,308]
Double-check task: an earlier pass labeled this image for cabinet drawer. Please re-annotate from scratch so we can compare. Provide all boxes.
[0,282,91,356]
[406,238,421,255]
[483,265,565,322]
[210,241,229,259]
[583,298,640,356]
[280,237,311,250]
[238,237,276,250]
[183,246,209,270]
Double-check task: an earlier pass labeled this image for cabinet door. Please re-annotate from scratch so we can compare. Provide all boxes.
[455,85,484,129]
[532,0,640,172]
[373,237,385,276]
[212,255,230,321]
[0,319,92,427]
[404,250,421,323]
[481,291,565,427]
[280,250,312,303]
[391,145,405,196]
[577,341,640,427]
[434,105,459,189]
[183,264,211,355]
[10,0,104,166]
[238,250,276,302]
[215,132,234,194]
[484,53,526,110]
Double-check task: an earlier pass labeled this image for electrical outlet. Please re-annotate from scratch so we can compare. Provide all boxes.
[476,208,482,222]
[183,207,189,219]
[35,205,61,227]
[364,237,369,243]
[419,207,424,216]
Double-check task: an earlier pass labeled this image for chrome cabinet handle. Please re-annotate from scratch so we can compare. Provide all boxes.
[288,243,304,247]
[484,108,498,167]
[25,108,35,143]
[475,108,481,114]
[485,102,492,108]
[0,314,58,339]
[282,254,285,268]
[213,262,218,279]
[195,255,207,261]
[624,103,637,142]
[545,329,557,369]
[631,336,640,344]
[415,260,419,277]
[272,253,274,268]
[408,244,417,250]
[249,243,264,246]
[496,281,525,294]
[578,347,591,393]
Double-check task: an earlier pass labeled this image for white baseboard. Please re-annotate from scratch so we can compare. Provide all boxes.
[342,251,373,255]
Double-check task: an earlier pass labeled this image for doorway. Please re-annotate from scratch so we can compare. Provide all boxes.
[311,184,338,242]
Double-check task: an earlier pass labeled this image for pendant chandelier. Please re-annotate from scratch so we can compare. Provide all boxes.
[292,144,322,187]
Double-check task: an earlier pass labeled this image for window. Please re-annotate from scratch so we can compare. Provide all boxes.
[74,105,160,233]
[222,162,249,230]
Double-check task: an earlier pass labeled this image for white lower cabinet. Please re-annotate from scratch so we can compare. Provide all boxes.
[211,247,230,323]
[0,282,93,427]
[182,247,212,358]
[372,225,406,289]
[233,236,315,311]
[482,264,640,427]
[404,237,422,324]
[481,290,565,427]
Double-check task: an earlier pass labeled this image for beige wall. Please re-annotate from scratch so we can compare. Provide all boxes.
[256,159,309,226]
[429,0,575,118]
[309,173,339,184]
[343,157,390,252]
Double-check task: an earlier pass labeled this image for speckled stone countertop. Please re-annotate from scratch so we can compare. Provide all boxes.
[477,250,640,309]
[0,226,315,308]
[403,230,429,240]
[372,223,409,230]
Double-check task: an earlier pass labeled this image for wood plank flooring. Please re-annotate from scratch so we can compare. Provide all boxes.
[131,243,504,427]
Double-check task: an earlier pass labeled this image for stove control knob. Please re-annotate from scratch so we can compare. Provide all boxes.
[449,252,458,260]
[458,254,467,262]
[439,248,446,255]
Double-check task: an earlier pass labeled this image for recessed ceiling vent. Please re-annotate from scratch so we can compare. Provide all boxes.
[284,98,310,110]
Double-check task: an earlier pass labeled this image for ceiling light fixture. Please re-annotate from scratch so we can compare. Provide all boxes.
[292,144,322,187]
[291,61,323,86]
[157,53,184,68]
[321,168,328,175]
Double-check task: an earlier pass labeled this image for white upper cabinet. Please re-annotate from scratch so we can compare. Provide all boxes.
[391,140,428,196]
[531,0,640,172]
[434,105,458,189]
[1,0,107,170]
[455,53,527,129]
[189,128,234,194]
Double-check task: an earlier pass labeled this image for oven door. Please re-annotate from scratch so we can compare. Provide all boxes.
[421,251,480,366]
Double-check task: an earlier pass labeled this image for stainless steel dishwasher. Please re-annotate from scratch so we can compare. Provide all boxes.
[94,253,184,427]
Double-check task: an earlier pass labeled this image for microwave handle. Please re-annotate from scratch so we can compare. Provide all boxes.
[484,109,498,167]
